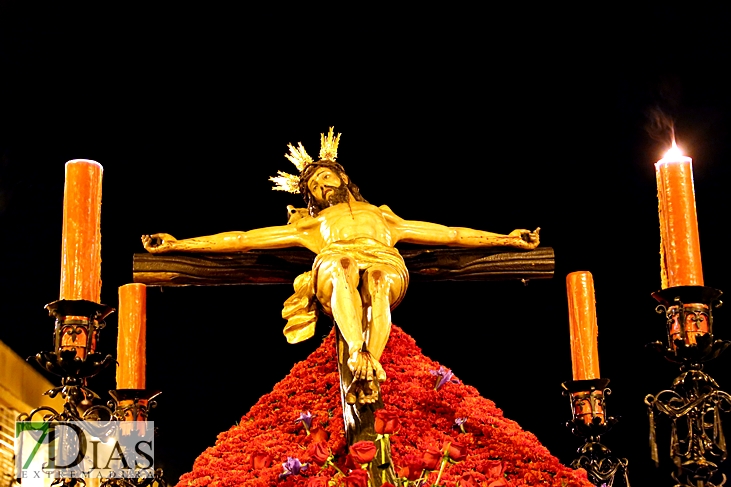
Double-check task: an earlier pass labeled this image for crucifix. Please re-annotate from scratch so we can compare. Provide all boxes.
[137,128,550,485]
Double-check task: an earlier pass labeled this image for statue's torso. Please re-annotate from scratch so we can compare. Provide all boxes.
[301,201,395,252]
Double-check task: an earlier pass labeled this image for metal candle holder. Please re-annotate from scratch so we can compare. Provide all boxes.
[562,378,630,486]
[17,300,166,487]
[32,299,116,409]
[109,390,161,422]
[645,285,731,487]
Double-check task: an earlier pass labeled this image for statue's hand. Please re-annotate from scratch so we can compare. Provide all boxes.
[286,205,309,225]
[509,227,540,249]
[142,233,178,253]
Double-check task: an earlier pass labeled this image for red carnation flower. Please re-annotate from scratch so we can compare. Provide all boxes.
[343,468,368,487]
[340,454,360,472]
[485,460,509,486]
[422,444,443,470]
[485,460,505,477]
[461,473,481,487]
[307,477,329,487]
[349,440,377,464]
[445,440,467,461]
[374,409,400,435]
[398,453,425,481]
[250,451,272,469]
[306,441,331,466]
[309,427,329,444]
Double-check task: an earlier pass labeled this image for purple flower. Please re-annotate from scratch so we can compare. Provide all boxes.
[295,411,314,433]
[430,366,460,390]
[279,457,308,479]
[454,417,468,433]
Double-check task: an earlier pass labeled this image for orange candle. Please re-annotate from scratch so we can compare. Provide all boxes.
[655,142,703,288]
[117,283,147,389]
[59,159,103,302]
[566,271,600,380]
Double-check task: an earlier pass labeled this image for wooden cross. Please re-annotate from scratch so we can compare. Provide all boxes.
[132,246,553,485]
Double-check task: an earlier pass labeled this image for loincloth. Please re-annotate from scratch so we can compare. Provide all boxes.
[282,239,409,344]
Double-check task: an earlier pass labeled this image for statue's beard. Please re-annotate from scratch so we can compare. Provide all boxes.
[324,185,351,206]
[308,184,352,216]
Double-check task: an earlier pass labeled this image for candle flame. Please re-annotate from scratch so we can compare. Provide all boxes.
[658,139,691,164]
[666,139,682,158]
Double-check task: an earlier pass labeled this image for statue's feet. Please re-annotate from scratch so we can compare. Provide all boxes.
[345,379,379,405]
[374,360,387,383]
[347,350,387,382]
[345,351,386,406]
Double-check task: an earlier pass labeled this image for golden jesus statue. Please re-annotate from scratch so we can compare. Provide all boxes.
[142,128,539,405]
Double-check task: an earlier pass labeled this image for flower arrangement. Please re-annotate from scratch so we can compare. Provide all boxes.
[176,326,592,487]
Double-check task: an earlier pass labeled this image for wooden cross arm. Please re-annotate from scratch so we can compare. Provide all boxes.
[132,246,554,286]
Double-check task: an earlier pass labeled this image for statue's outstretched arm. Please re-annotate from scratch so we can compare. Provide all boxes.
[386,210,539,250]
[141,224,307,254]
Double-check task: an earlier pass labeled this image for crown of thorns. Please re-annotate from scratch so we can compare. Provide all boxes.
[269,127,341,194]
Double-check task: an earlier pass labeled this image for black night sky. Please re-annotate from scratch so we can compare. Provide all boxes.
[2,7,731,485]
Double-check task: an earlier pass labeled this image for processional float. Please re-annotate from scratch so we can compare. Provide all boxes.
[15,128,730,487]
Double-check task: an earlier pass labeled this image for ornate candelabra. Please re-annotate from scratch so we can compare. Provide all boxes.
[16,299,165,487]
[563,378,630,486]
[33,299,115,414]
[645,286,731,487]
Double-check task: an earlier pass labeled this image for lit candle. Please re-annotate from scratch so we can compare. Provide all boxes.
[117,283,147,389]
[566,271,600,381]
[59,159,103,302]
[655,141,703,288]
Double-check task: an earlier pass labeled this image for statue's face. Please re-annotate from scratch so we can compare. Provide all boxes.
[307,167,346,206]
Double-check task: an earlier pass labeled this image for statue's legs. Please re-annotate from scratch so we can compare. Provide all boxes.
[361,265,404,382]
[315,255,366,372]
[316,255,405,404]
